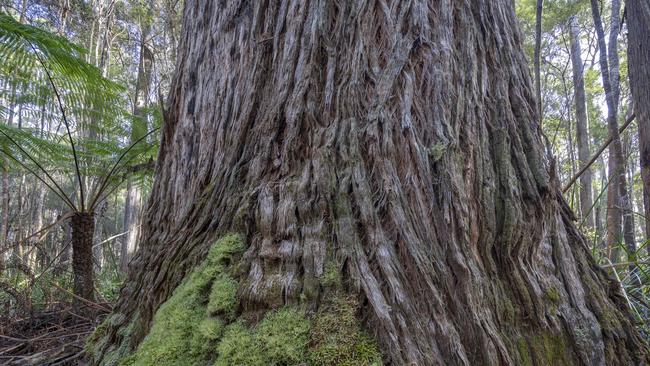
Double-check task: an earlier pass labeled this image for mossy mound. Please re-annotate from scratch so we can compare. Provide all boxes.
[308,293,383,366]
[119,234,245,366]
[213,296,382,366]
[215,308,310,366]
[89,234,383,365]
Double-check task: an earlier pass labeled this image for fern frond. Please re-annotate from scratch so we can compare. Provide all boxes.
[0,12,125,131]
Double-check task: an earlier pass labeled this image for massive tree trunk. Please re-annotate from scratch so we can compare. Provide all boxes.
[91,1,647,365]
[569,16,593,229]
[627,0,650,251]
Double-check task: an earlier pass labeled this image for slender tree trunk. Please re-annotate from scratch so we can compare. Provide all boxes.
[54,211,72,275]
[627,0,650,252]
[622,132,637,275]
[596,159,607,247]
[569,16,594,228]
[591,0,626,259]
[93,1,647,365]
[57,0,70,35]
[0,164,8,263]
[121,182,141,270]
[19,0,27,23]
[121,19,154,271]
[71,212,95,307]
[534,0,544,119]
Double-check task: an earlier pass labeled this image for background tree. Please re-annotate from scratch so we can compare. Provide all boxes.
[569,14,594,228]
[121,0,155,271]
[627,0,650,252]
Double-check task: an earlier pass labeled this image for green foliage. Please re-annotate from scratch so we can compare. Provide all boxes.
[0,12,159,213]
[96,264,126,302]
[0,12,123,129]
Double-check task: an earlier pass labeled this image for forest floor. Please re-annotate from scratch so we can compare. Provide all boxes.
[0,303,110,365]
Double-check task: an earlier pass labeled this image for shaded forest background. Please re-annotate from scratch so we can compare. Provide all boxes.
[0,0,649,362]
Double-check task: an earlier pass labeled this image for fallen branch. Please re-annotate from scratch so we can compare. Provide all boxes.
[601,261,650,268]
[49,282,112,313]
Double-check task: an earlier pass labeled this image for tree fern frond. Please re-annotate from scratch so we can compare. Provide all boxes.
[0,12,125,132]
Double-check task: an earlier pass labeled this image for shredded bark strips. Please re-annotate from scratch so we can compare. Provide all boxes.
[92,0,647,365]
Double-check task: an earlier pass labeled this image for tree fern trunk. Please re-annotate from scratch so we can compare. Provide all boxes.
[71,211,95,308]
[93,1,647,365]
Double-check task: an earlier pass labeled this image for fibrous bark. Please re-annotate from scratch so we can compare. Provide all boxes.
[627,0,650,251]
[94,1,647,365]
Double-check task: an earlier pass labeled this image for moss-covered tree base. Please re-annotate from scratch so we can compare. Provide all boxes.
[86,235,383,366]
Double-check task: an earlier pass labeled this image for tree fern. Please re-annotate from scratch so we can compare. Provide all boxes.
[0,12,158,211]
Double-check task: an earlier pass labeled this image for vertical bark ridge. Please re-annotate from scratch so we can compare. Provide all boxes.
[95,1,647,365]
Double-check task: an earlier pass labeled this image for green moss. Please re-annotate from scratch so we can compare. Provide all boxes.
[198,318,225,341]
[428,142,448,162]
[213,301,380,366]
[214,322,264,366]
[514,331,574,366]
[86,313,128,358]
[86,318,110,357]
[207,234,245,266]
[207,275,238,319]
[257,308,311,364]
[119,235,245,366]
[309,293,383,366]
[105,318,139,366]
[545,286,561,304]
[302,272,320,302]
[516,338,533,366]
[321,262,342,288]
[498,296,516,324]
[214,308,310,366]
[121,281,206,365]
